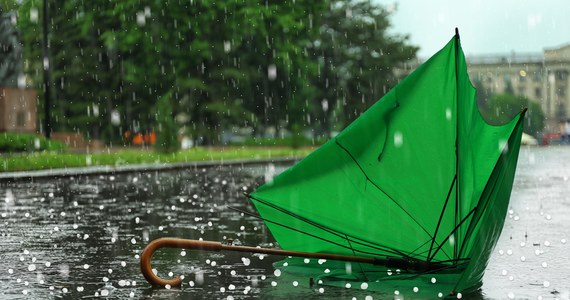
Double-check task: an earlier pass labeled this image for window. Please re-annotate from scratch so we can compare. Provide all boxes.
[16,111,26,127]
[535,88,541,98]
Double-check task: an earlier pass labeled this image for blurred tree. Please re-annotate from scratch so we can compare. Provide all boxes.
[310,0,418,137]
[15,0,416,146]
[0,1,19,12]
[155,92,178,153]
[482,93,545,136]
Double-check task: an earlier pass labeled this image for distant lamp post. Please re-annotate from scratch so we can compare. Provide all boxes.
[42,0,52,138]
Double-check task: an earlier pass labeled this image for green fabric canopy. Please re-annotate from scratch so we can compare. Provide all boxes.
[249,33,525,293]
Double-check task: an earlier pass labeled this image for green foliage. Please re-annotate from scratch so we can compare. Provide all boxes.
[15,0,417,145]
[481,93,545,136]
[0,0,19,12]
[1,147,313,172]
[155,93,178,153]
[0,132,65,152]
[309,0,418,137]
[231,135,328,148]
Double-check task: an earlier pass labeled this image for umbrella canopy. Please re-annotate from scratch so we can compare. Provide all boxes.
[248,32,525,293]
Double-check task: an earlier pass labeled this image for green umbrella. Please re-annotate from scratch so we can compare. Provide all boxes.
[141,29,525,296]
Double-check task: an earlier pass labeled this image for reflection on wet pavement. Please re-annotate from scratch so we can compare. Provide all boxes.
[0,146,568,299]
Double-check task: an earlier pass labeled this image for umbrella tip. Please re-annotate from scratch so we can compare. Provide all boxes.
[455,27,459,37]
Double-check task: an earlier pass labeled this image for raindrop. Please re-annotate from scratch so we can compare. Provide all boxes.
[543,281,550,287]
[394,132,403,147]
[413,287,419,293]
[121,261,126,267]
[544,241,550,246]
[273,269,281,277]
[271,281,277,287]
[457,293,463,299]
[303,258,310,264]
[345,283,351,288]
[224,41,231,53]
[431,277,437,283]
[562,238,567,244]
[268,65,277,81]
[28,264,36,272]
[438,292,443,298]
[365,296,373,300]
[195,271,204,285]
[361,282,368,290]
[507,292,515,299]
[181,251,186,256]
[499,140,508,153]
[542,262,547,268]
[318,287,324,293]
[520,256,526,262]
[83,264,89,269]
[293,281,299,287]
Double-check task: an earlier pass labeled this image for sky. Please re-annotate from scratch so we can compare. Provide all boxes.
[384,0,570,58]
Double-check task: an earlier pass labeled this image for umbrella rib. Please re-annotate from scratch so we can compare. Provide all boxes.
[409,236,452,262]
[227,206,383,256]
[246,195,408,258]
[334,139,434,241]
[427,175,457,261]
[454,29,461,263]
[428,205,477,262]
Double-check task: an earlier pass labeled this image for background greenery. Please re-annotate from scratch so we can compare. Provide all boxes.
[1,0,546,158]
[9,0,418,147]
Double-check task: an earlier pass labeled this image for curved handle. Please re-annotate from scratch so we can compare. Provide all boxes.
[140,238,223,287]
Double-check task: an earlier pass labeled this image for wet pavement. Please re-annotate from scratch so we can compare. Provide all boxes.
[0,146,568,299]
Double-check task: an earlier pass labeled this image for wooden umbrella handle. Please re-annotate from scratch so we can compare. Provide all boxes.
[139,237,376,287]
[140,238,449,287]
[140,238,223,287]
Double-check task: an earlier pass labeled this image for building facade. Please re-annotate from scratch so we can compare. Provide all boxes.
[396,43,570,135]
[468,44,570,133]
[0,87,37,133]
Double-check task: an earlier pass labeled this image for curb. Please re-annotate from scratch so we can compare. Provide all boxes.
[0,157,300,183]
